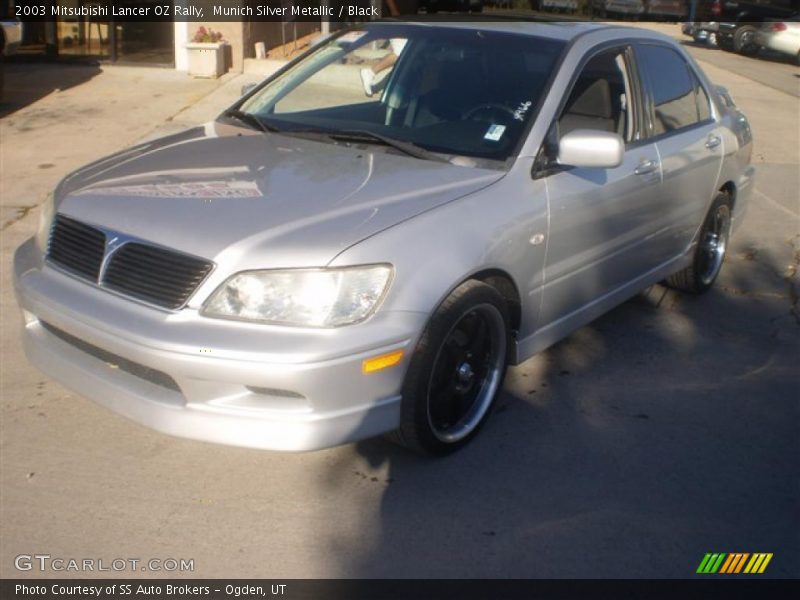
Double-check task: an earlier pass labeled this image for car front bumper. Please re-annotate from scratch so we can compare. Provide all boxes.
[14,238,426,451]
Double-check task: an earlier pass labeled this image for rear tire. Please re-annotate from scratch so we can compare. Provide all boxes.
[389,280,510,455]
[733,25,759,56]
[666,193,732,294]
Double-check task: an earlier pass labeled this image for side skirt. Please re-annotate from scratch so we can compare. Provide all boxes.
[511,252,692,365]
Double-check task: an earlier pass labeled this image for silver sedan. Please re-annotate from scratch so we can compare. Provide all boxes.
[14,21,755,454]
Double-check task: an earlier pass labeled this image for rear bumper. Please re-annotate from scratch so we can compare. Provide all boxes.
[14,238,427,451]
[754,32,800,58]
[753,31,769,48]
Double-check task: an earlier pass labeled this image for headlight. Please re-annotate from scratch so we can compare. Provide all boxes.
[35,192,55,254]
[202,265,393,327]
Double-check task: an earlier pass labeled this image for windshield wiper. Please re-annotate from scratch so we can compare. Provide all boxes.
[284,127,451,163]
[332,129,451,163]
[223,109,279,133]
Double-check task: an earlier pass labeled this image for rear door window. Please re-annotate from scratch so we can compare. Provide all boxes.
[637,44,707,136]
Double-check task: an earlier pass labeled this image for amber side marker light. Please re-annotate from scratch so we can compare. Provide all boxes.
[362,350,404,374]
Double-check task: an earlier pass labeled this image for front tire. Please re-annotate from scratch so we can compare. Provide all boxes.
[666,193,732,294]
[391,280,510,455]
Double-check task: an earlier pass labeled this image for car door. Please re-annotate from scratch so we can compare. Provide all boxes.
[634,43,724,259]
[538,45,665,329]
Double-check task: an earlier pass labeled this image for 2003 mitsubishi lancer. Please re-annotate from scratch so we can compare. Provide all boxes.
[14,21,754,454]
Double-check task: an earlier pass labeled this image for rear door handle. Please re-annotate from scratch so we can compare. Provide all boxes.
[634,159,658,176]
[705,135,722,149]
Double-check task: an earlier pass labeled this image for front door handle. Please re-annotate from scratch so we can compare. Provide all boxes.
[705,135,722,149]
[634,159,658,176]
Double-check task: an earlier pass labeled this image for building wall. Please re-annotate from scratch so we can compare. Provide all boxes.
[174,21,189,71]
[243,21,322,60]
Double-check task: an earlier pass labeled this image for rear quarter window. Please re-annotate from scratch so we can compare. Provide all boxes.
[694,74,712,123]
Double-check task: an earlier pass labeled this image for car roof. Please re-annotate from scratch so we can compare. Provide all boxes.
[375,19,669,43]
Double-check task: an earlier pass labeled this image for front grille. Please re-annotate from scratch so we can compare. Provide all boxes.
[46,214,214,310]
[102,242,213,310]
[41,321,181,393]
[47,214,106,281]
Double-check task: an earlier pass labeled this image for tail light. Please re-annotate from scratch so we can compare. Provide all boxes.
[770,22,788,32]
[711,0,722,17]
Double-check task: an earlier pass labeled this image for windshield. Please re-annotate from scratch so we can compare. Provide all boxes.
[237,24,565,164]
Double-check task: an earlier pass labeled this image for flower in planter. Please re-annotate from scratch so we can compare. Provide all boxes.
[192,26,224,44]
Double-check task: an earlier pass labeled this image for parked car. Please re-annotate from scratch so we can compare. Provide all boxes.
[687,0,799,54]
[14,21,755,455]
[681,20,720,46]
[418,0,483,12]
[603,0,647,18]
[592,0,686,20]
[754,18,800,63]
[646,0,687,20]
[530,0,579,12]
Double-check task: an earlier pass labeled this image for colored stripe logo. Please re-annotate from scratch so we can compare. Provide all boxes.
[697,553,773,574]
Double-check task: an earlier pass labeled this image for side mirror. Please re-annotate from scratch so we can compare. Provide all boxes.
[240,83,257,97]
[557,129,624,169]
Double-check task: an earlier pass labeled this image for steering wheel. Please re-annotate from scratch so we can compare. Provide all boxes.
[464,103,516,122]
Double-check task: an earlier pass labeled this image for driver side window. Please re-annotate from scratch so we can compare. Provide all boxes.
[558,48,637,144]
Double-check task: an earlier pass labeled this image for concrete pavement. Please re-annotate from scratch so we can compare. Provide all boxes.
[0,33,798,579]
[0,63,226,231]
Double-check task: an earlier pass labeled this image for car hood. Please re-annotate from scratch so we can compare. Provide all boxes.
[56,122,503,269]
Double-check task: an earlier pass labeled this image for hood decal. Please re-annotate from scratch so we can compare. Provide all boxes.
[79,180,262,200]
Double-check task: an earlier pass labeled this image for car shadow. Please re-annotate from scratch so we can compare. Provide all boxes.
[749,48,800,66]
[0,59,102,118]
[313,233,800,578]
[680,40,718,50]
